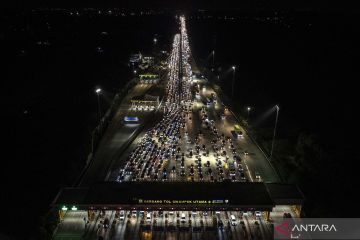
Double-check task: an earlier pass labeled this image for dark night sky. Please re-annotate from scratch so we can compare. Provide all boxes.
[2,0,360,13]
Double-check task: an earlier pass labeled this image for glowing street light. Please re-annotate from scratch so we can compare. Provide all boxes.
[212,50,215,66]
[231,66,236,97]
[270,105,280,160]
[134,70,137,74]
[247,107,251,121]
[153,38,157,44]
[95,88,102,123]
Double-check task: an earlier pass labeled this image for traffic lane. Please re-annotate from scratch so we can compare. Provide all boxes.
[203,82,280,183]
[202,93,276,183]
[55,211,87,238]
[223,113,279,182]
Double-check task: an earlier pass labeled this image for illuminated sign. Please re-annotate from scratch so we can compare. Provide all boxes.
[137,199,229,204]
[124,116,139,122]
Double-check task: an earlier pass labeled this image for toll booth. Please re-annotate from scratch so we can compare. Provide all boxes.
[51,182,304,221]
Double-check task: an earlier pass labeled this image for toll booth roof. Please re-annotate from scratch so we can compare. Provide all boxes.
[266,183,304,205]
[52,182,274,208]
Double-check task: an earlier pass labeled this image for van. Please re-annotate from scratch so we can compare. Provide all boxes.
[146,213,151,222]
[181,213,186,223]
[230,215,237,226]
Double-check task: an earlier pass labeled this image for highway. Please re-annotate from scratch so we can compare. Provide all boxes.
[54,16,286,240]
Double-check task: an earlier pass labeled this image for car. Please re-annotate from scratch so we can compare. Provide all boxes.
[240,172,246,180]
[119,210,125,220]
[218,219,224,229]
[199,174,204,181]
[181,213,186,223]
[255,211,262,217]
[146,213,152,223]
[244,150,249,155]
[230,215,237,226]
[104,218,110,228]
[132,210,137,217]
[255,171,261,179]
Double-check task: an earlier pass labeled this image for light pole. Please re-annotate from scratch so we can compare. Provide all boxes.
[212,50,215,66]
[270,105,280,160]
[153,38,157,44]
[95,88,101,123]
[231,66,236,97]
[247,107,251,121]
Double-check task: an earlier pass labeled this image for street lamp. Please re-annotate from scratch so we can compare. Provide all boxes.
[247,107,251,121]
[153,38,157,44]
[231,66,236,97]
[212,50,215,66]
[95,88,102,123]
[270,105,280,160]
[134,70,137,74]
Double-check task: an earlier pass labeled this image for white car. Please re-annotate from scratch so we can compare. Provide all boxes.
[146,213,152,222]
[119,210,125,220]
[230,215,237,226]
[131,210,137,217]
[255,211,261,217]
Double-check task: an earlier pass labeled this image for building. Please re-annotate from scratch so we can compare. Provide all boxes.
[139,74,160,84]
[131,94,160,108]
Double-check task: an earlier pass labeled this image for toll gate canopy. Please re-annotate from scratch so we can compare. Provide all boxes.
[52,182,303,211]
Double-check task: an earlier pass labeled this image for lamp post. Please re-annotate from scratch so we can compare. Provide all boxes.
[270,105,280,160]
[95,88,101,123]
[247,107,251,121]
[231,66,236,97]
[212,50,215,66]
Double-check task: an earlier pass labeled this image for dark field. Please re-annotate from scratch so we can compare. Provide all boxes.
[2,12,175,238]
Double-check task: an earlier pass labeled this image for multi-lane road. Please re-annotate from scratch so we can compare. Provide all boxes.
[54,16,286,240]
